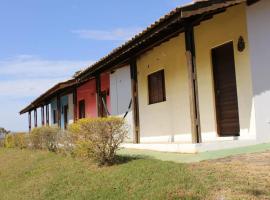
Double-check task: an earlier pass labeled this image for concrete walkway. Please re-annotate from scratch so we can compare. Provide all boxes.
[118,143,270,163]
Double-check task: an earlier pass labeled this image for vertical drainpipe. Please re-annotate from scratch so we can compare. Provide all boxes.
[184,25,202,144]
[130,59,140,144]
[28,111,32,132]
[95,74,102,117]
[57,95,61,128]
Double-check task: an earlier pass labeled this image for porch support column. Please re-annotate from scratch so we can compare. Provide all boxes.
[95,74,102,117]
[185,25,202,143]
[130,59,140,144]
[57,95,61,128]
[73,88,77,122]
[41,106,45,126]
[34,109,37,128]
[28,111,32,132]
[45,104,49,125]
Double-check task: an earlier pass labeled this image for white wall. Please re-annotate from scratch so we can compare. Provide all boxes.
[68,94,74,124]
[247,0,270,141]
[110,65,134,140]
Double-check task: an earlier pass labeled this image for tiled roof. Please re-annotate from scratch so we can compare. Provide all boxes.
[75,0,245,80]
[20,0,248,113]
[20,79,77,114]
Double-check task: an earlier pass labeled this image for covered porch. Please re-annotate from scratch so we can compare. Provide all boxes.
[20,79,77,131]
[125,2,256,152]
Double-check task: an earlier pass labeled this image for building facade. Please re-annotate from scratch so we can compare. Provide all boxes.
[20,0,270,152]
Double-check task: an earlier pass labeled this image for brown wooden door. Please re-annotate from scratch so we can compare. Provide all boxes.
[212,42,240,137]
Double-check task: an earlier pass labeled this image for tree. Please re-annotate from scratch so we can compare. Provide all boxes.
[0,127,10,138]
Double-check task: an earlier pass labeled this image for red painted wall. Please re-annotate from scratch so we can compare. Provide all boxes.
[77,78,97,118]
[76,73,110,119]
[101,73,111,112]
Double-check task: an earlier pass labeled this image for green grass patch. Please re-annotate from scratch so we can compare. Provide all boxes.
[0,149,208,200]
[1,147,270,199]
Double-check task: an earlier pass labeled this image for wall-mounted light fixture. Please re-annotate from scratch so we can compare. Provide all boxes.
[237,36,245,52]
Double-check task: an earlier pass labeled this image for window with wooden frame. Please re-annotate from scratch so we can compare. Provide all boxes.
[148,69,166,104]
[79,100,85,119]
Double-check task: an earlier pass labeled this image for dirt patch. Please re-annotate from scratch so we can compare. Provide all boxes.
[208,150,270,166]
[190,151,270,200]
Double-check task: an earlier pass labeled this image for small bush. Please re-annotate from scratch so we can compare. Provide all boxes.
[57,130,74,156]
[4,134,15,148]
[0,139,4,148]
[2,133,29,149]
[13,133,28,149]
[69,117,128,165]
[29,126,60,152]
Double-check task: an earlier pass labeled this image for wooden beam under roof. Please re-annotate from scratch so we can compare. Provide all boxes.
[246,0,260,6]
[185,24,202,144]
[46,104,49,125]
[95,74,102,117]
[41,106,45,126]
[28,111,31,132]
[130,59,140,144]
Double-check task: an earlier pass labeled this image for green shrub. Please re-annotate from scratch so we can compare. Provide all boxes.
[69,117,128,165]
[2,133,29,149]
[4,134,15,148]
[13,133,28,149]
[0,139,4,148]
[29,126,60,152]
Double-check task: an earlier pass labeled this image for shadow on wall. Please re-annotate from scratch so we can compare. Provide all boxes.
[247,0,270,140]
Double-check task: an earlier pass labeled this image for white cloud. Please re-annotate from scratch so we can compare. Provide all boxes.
[0,78,61,98]
[0,55,93,131]
[0,55,93,98]
[72,27,143,41]
[0,55,93,79]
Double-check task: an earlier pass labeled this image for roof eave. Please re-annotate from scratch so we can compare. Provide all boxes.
[75,0,246,81]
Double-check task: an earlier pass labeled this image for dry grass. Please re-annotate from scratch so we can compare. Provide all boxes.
[190,151,270,199]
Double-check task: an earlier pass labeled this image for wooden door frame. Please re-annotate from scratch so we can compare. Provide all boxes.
[211,45,222,137]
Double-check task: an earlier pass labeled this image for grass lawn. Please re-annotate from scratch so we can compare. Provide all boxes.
[0,148,270,200]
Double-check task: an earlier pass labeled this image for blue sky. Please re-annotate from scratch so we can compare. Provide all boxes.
[0,0,191,131]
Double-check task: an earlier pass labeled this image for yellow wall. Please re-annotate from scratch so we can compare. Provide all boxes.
[136,3,254,143]
[194,4,254,139]
[137,34,192,142]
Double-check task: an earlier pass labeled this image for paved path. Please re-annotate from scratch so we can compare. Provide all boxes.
[118,143,270,163]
